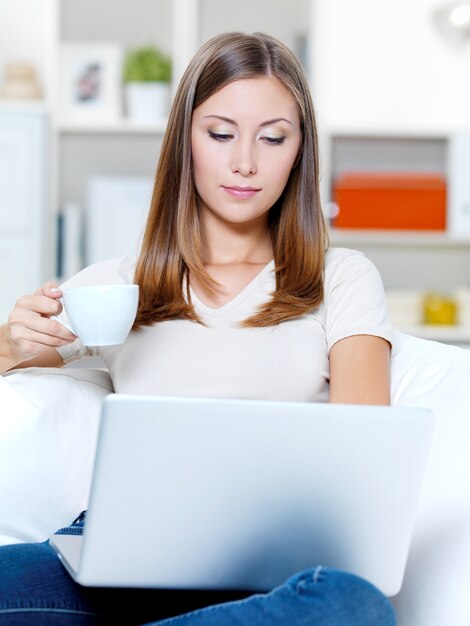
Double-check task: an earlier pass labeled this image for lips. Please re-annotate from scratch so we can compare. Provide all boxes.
[222,186,261,199]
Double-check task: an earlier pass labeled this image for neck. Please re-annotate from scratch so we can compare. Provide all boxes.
[200,213,273,266]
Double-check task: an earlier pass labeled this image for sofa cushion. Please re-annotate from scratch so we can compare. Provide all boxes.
[390,331,470,626]
[0,367,113,545]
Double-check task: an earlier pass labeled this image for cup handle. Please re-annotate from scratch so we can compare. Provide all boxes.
[51,315,76,335]
[50,296,77,335]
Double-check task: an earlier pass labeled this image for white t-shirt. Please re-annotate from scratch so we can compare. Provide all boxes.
[56,247,393,402]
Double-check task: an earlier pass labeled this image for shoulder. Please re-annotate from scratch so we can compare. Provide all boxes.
[324,246,381,284]
[325,246,372,273]
[323,246,387,303]
[321,247,393,348]
[59,255,136,289]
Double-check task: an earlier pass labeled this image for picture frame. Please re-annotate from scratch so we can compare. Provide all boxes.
[59,42,122,125]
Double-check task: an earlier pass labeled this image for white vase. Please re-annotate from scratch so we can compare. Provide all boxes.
[124,82,171,123]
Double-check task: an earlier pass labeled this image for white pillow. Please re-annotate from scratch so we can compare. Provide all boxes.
[390,331,470,626]
[0,367,113,545]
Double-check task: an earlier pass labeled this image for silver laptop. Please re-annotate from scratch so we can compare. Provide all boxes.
[49,393,434,597]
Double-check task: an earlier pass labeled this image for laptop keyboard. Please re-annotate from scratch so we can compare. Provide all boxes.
[54,510,87,536]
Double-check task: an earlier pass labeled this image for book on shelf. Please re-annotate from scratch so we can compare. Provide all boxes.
[331,172,446,231]
[57,202,84,281]
[85,175,153,265]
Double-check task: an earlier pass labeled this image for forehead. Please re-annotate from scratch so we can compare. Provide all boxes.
[193,76,299,121]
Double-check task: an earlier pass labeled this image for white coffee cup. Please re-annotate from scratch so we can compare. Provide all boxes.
[54,284,139,346]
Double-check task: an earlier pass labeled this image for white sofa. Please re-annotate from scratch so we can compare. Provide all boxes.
[1,329,469,626]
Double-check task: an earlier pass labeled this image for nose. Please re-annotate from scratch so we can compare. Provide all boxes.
[230,137,257,176]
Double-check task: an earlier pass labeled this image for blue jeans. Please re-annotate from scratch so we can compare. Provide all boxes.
[0,516,396,626]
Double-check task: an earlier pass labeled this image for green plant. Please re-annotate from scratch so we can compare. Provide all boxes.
[122,46,172,83]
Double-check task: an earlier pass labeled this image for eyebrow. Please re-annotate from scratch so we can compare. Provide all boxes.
[202,115,294,128]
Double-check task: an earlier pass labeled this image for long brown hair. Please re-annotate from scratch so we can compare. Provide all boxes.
[133,31,328,329]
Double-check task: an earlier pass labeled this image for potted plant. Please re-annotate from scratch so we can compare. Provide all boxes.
[122,45,172,122]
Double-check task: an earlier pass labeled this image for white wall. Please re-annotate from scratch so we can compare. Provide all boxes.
[0,0,57,105]
[312,0,470,132]
[4,0,470,133]
[0,1,45,67]
[199,0,310,57]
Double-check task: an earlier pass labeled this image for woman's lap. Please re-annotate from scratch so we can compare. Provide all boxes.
[148,567,396,626]
[0,541,250,625]
[0,541,396,626]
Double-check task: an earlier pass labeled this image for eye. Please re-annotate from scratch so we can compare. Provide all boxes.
[208,130,233,142]
[262,136,286,145]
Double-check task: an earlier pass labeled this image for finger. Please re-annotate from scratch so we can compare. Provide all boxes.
[34,282,61,298]
[10,331,76,359]
[14,294,63,318]
[10,311,76,341]
[45,286,63,299]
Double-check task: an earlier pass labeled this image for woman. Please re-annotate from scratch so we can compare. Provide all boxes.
[0,32,395,625]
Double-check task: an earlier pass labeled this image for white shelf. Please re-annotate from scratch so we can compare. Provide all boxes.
[57,118,168,134]
[0,99,48,114]
[325,126,450,139]
[329,229,470,248]
[397,324,470,344]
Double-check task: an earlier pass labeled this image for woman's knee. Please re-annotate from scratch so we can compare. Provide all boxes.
[0,541,98,612]
[288,567,396,626]
[0,541,111,626]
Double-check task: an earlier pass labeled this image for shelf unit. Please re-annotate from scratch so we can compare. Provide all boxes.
[329,229,470,248]
[57,120,168,135]
[322,130,470,263]
[396,325,470,346]
[318,126,470,345]
[46,0,201,283]
[0,101,49,321]
[319,129,448,203]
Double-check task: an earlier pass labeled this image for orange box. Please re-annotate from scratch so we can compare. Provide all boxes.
[332,172,446,230]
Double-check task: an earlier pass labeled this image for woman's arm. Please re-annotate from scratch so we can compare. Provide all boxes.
[0,283,76,374]
[328,334,391,405]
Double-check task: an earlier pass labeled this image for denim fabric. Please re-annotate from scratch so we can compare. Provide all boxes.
[148,568,397,626]
[0,516,396,626]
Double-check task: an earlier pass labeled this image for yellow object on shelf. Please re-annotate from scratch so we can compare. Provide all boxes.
[422,293,458,326]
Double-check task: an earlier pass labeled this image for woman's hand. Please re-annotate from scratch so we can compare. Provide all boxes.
[0,282,77,372]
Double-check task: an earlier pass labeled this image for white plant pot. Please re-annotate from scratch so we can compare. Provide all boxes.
[124,82,171,123]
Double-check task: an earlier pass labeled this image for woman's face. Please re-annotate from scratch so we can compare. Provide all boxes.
[191,77,302,229]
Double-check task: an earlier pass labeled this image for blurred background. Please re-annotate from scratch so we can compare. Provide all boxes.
[2,0,470,346]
